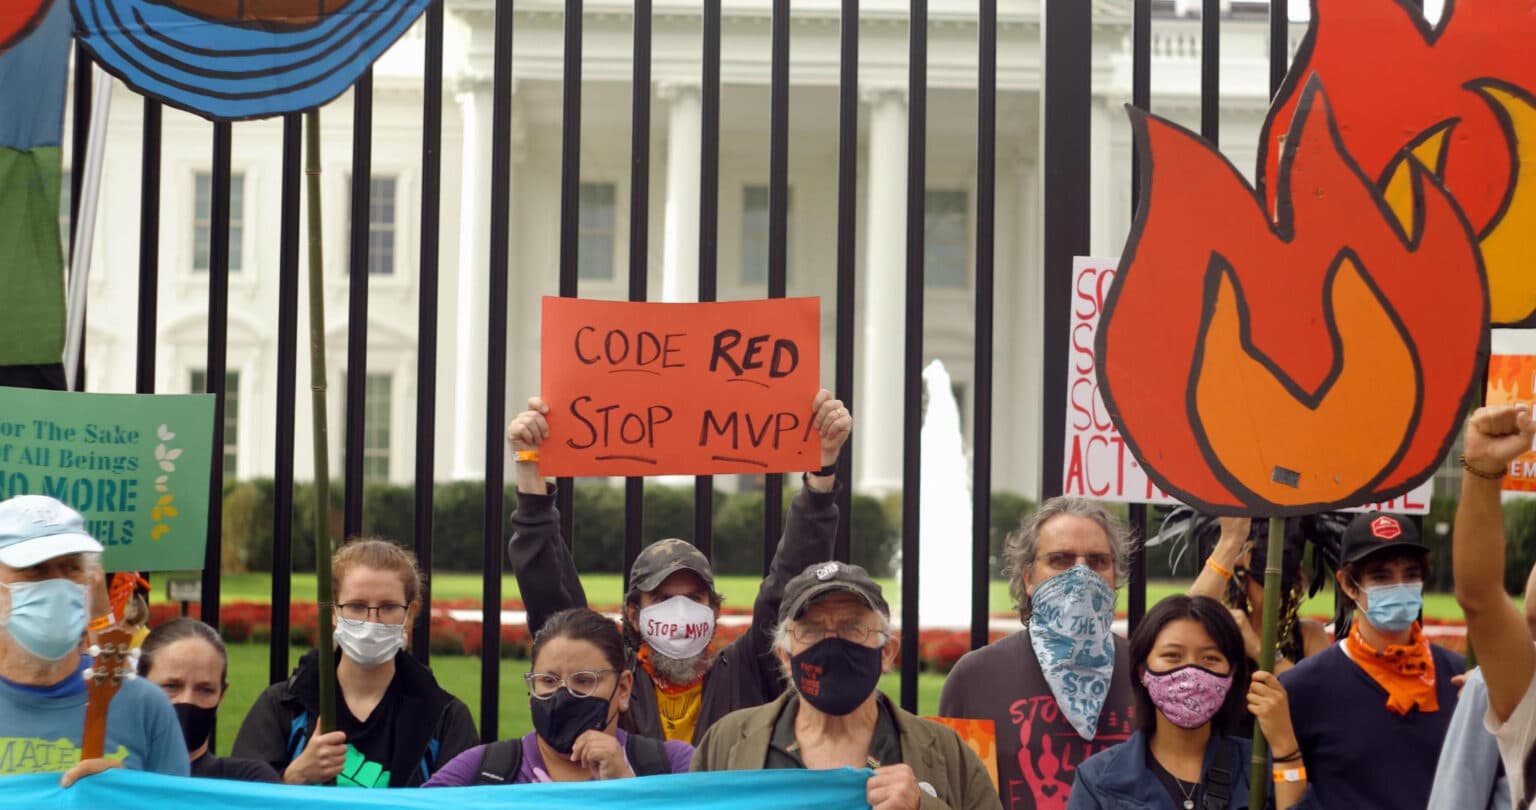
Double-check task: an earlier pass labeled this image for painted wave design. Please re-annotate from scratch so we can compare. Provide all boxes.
[73,0,430,120]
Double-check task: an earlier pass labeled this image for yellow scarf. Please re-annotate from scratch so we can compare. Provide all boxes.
[638,646,704,742]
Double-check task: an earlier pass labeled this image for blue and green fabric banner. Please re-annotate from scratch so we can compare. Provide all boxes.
[0,0,68,368]
[0,767,871,810]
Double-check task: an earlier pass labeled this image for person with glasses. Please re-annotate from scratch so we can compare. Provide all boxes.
[233,538,478,787]
[937,497,1138,810]
[504,389,850,747]
[693,561,1000,810]
[425,608,694,785]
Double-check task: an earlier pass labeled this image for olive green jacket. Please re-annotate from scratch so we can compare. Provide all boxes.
[692,691,1002,810]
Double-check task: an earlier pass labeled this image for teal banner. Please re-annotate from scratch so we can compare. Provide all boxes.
[0,767,871,809]
[0,386,214,572]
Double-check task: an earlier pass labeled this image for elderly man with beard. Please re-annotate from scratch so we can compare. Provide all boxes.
[0,495,188,785]
[505,389,851,745]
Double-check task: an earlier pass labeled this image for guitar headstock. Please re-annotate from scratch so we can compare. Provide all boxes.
[81,625,138,759]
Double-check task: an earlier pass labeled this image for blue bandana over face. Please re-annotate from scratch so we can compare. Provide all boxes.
[1027,564,1117,741]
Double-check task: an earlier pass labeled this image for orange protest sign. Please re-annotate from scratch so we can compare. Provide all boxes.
[539,296,822,477]
[922,717,999,793]
[1487,355,1536,492]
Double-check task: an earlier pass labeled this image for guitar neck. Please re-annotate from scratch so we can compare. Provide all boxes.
[81,695,110,760]
[81,626,134,762]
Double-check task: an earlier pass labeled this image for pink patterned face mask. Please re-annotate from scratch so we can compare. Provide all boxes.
[1140,665,1233,729]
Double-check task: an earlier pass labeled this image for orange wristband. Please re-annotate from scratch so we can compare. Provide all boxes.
[1273,767,1306,784]
[515,450,540,464]
[1206,559,1233,579]
[88,614,114,632]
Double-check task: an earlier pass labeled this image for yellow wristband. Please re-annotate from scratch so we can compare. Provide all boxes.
[515,450,540,464]
[1206,558,1233,579]
[1273,767,1306,784]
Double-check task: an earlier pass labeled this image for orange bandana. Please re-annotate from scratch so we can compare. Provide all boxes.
[1344,622,1438,715]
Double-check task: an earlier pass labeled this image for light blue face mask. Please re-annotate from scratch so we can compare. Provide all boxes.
[2,578,88,661]
[1028,564,1118,741]
[1358,580,1423,633]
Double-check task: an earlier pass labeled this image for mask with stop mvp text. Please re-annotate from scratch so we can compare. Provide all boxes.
[639,595,715,660]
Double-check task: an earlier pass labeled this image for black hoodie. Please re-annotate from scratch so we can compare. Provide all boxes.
[231,648,478,787]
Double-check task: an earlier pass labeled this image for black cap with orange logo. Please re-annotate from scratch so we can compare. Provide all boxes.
[1340,512,1429,566]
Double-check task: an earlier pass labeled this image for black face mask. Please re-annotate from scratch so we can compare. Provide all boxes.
[530,688,615,754]
[174,702,217,753]
[790,638,884,716]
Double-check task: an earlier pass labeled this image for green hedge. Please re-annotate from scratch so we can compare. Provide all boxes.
[222,479,906,577]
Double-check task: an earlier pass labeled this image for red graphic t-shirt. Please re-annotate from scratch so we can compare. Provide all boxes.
[938,629,1135,810]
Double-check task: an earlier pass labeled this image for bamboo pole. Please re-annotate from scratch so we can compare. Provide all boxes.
[1249,516,1285,809]
[304,108,337,732]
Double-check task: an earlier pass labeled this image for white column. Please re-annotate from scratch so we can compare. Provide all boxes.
[660,83,701,302]
[856,87,908,495]
[1088,95,1116,256]
[452,78,495,479]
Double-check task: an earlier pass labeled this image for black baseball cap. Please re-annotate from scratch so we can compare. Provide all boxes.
[780,561,890,623]
[1340,512,1429,566]
[629,538,716,594]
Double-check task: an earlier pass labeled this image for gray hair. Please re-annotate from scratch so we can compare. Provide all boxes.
[1004,496,1133,623]
[771,610,895,688]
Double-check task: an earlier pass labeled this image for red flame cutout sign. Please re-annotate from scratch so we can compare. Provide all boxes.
[1096,78,1487,516]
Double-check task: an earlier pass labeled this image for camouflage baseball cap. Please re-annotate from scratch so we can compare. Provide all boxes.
[780,561,890,623]
[630,538,716,594]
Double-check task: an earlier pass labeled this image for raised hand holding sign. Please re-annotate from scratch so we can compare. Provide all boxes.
[537,297,823,477]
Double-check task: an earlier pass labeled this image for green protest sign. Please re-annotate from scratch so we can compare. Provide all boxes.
[0,386,214,572]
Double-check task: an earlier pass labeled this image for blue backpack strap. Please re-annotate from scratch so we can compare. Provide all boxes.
[418,738,442,784]
[286,712,310,762]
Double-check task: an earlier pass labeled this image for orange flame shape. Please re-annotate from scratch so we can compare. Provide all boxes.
[1263,0,1536,325]
[1098,79,1487,515]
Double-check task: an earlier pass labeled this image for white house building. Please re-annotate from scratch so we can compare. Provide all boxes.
[72,0,1322,500]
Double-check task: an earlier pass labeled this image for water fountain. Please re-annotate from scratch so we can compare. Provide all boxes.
[915,359,975,629]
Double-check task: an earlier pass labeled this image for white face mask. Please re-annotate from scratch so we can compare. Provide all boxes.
[335,619,405,669]
[638,595,716,660]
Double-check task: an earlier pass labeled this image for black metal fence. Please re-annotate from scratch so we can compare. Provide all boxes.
[65,0,1292,742]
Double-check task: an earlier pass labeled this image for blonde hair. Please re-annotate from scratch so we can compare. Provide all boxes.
[333,537,424,607]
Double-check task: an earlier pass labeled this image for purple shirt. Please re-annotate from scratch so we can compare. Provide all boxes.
[423,729,694,786]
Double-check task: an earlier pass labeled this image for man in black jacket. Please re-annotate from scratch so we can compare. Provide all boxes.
[505,389,850,745]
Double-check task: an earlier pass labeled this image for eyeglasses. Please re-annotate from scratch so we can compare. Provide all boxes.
[337,602,409,624]
[525,669,616,699]
[1036,552,1114,573]
[790,622,890,646]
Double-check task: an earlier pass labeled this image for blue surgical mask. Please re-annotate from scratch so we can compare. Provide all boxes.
[1028,564,1117,741]
[1358,581,1423,633]
[1,578,88,661]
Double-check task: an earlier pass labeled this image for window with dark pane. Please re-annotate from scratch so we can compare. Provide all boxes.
[923,189,968,288]
[362,373,392,481]
[578,182,616,281]
[193,172,245,273]
[368,176,396,275]
[190,369,239,478]
[740,185,792,285]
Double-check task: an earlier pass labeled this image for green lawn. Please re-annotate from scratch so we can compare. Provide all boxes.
[168,571,1472,623]
[214,643,946,761]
